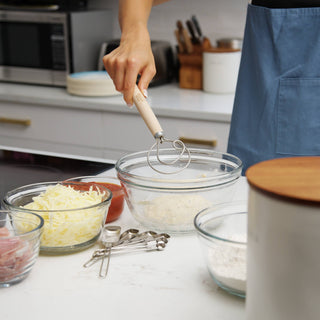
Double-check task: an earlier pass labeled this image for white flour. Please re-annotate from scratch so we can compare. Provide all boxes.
[208,233,247,293]
[141,194,211,226]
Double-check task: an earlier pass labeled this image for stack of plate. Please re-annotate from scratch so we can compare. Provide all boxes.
[67,71,120,97]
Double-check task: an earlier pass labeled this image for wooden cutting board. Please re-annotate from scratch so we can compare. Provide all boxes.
[246,157,320,203]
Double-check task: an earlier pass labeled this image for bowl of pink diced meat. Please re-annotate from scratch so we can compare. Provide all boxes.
[0,210,44,287]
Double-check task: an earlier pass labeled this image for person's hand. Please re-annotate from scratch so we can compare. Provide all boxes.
[103,25,156,106]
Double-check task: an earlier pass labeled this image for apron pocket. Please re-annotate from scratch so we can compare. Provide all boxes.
[276,78,320,155]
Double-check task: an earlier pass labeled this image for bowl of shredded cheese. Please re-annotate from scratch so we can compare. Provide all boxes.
[0,210,44,287]
[194,201,247,298]
[116,148,242,233]
[3,181,112,254]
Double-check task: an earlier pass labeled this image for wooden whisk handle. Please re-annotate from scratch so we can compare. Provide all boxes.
[133,85,163,139]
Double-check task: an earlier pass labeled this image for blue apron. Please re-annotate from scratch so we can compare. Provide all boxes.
[227,4,320,174]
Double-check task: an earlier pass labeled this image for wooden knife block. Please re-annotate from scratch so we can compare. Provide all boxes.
[177,40,211,90]
[178,53,203,90]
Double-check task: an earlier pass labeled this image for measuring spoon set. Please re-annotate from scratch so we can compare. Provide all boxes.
[84,226,170,279]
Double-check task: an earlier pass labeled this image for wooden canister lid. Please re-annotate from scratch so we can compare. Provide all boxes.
[203,47,240,53]
[246,157,320,204]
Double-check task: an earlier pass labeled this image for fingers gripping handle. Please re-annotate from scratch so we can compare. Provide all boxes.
[133,85,163,139]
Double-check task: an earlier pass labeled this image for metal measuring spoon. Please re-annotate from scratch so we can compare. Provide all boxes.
[121,230,156,245]
[115,228,140,246]
[99,225,121,279]
[83,249,106,268]
[83,228,139,268]
[121,231,170,247]
[111,238,167,254]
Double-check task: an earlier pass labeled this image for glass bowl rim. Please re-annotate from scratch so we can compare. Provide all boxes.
[65,175,121,182]
[3,181,113,214]
[64,175,123,193]
[194,202,247,245]
[0,209,44,237]
[115,148,243,189]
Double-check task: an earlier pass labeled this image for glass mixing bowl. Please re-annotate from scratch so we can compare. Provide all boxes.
[3,181,112,254]
[116,148,242,233]
[194,201,247,298]
[0,210,44,287]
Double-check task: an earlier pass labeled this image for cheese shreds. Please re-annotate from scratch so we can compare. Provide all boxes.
[22,184,108,248]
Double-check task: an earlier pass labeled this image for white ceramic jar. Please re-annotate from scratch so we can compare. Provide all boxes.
[203,48,241,94]
[246,157,320,320]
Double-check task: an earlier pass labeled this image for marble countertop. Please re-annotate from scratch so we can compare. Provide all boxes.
[0,166,247,320]
[0,82,234,122]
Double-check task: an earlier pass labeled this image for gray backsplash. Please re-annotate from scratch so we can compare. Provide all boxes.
[88,0,248,46]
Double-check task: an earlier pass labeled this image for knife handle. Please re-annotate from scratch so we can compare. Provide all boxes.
[191,15,203,41]
[182,28,193,53]
[177,20,193,54]
[174,29,185,53]
[186,20,200,44]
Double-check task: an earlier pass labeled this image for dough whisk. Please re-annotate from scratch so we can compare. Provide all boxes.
[133,85,191,174]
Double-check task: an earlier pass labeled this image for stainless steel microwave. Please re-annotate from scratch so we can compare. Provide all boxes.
[0,9,112,86]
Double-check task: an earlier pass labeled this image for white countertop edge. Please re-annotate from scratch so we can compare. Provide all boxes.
[0,144,116,165]
[0,82,234,122]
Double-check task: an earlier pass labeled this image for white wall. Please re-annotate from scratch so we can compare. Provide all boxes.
[88,0,249,47]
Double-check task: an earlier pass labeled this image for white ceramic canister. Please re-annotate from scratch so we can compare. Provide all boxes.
[203,47,241,94]
[246,157,320,320]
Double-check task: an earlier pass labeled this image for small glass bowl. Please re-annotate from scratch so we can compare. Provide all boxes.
[65,176,125,223]
[3,181,112,254]
[116,148,242,233]
[194,201,247,298]
[0,210,44,287]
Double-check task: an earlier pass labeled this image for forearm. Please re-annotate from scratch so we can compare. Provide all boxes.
[104,0,168,105]
[119,0,153,34]
[119,0,169,33]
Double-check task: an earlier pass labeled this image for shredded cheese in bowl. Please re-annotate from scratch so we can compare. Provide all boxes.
[21,184,110,251]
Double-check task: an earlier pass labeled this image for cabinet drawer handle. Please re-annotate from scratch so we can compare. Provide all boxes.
[0,117,31,126]
[179,137,217,147]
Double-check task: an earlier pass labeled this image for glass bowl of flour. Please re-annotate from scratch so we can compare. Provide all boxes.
[116,148,242,234]
[194,201,247,298]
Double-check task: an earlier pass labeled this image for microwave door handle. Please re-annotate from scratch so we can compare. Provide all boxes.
[97,42,108,71]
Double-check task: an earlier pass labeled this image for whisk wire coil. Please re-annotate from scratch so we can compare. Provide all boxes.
[147,136,191,174]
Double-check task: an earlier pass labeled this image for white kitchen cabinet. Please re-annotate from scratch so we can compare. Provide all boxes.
[0,83,233,161]
[0,101,106,158]
[101,111,230,159]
